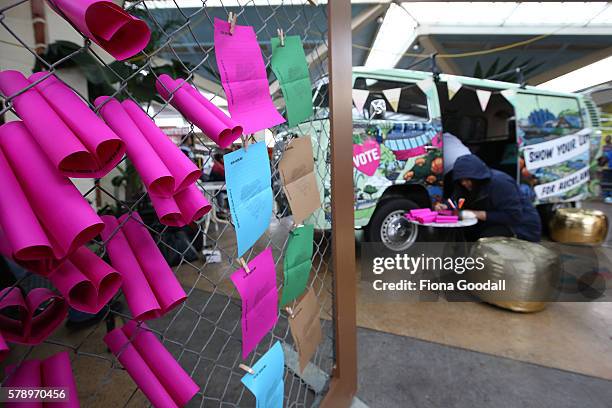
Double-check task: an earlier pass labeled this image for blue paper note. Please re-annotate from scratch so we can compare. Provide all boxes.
[225,142,273,256]
[241,341,284,408]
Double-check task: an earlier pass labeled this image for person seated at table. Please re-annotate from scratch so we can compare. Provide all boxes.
[436,154,541,242]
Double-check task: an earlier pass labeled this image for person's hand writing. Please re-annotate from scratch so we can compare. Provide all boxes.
[473,210,487,221]
[434,203,448,212]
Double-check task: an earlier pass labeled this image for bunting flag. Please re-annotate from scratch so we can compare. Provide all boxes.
[476,89,491,112]
[416,78,434,94]
[352,89,370,113]
[382,88,401,112]
[447,79,462,101]
[500,89,517,105]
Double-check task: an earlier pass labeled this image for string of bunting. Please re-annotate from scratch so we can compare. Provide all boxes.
[352,77,519,114]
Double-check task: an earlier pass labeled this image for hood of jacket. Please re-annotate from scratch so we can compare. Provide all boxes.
[452,154,492,181]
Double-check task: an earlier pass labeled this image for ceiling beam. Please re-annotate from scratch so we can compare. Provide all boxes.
[528,45,612,85]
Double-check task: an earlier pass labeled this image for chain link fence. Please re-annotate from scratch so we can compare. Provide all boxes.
[0,0,335,406]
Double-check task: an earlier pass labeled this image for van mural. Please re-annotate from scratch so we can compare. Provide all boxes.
[352,120,443,227]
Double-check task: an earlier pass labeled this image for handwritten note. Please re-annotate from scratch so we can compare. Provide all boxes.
[271,35,313,127]
[241,341,284,408]
[214,18,285,134]
[280,224,314,307]
[231,247,279,359]
[225,141,273,256]
[278,137,320,225]
[288,287,322,372]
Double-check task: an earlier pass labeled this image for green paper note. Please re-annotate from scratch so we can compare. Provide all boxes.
[271,35,313,127]
[280,224,314,307]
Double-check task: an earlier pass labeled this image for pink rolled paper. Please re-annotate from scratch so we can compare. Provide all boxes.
[119,213,186,314]
[435,215,458,223]
[0,121,104,260]
[0,287,68,345]
[409,208,434,216]
[122,321,199,406]
[4,359,42,408]
[149,185,211,227]
[95,97,175,197]
[0,148,54,268]
[100,215,161,320]
[156,74,242,148]
[104,326,179,408]
[0,71,89,177]
[121,99,201,192]
[0,332,8,362]
[41,351,80,408]
[46,0,150,60]
[29,72,125,177]
[49,246,122,314]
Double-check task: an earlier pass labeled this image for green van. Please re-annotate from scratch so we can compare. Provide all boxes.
[300,67,602,251]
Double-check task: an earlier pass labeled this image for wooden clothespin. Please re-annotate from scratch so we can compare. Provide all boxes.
[307,0,318,5]
[241,134,249,151]
[277,28,285,47]
[239,363,255,375]
[228,12,237,35]
[239,257,250,273]
[285,306,295,319]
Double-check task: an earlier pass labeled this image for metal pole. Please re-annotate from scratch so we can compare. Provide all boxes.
[320,0,357,407]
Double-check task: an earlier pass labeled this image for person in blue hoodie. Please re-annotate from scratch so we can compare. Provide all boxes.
[439,154,542,242]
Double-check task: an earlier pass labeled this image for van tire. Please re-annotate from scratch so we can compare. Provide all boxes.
[365,198,423,252]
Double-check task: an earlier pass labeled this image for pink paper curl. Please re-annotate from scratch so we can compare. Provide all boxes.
[156,74,243,148]
[100,213,186,320]
[28,72,125,177]
[0,70,125,177]
[49,246,122,314]
[149,184,211,227]
[0,287,68,345]
[0,333,8,362]
[104,321,199,408]
[0,121,104,274]
[4,351,79,408]
[46,0,150,61]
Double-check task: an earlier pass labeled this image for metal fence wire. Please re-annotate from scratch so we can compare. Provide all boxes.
[0,0,334,406]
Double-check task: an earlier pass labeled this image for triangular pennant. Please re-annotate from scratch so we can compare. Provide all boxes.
[352,89,370,113]
[382,88,401,112]
[416,78,434,94]
[476,89,491,112]
[447,79,462,101]
[500,89,517,105]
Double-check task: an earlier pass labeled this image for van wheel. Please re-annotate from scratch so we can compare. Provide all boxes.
[365,198,421,252]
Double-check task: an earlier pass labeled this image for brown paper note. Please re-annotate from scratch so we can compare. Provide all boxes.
[278,136,320,225]
[288,287,322,372]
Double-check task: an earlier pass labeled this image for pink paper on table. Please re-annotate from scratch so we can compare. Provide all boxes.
[95,96,175,197]
[214,18,285,134]
[230,247,278,359]
[435,215,458,224]
[149,185,211,227]
[100,215,161,320]
[119,213,186,314]
[4,359,42,408]
[122,321,199,406]
[0,70,88,177]
[0,121,104,262]
[46,0,150,60]
[0,287,68,345]
[49,246,122,314]
[0,332,9,362]
[29,72,125,177]
[122,98,201,191]
[104,321,198,407]
[156,74,242,148]
[41,351,80,408]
